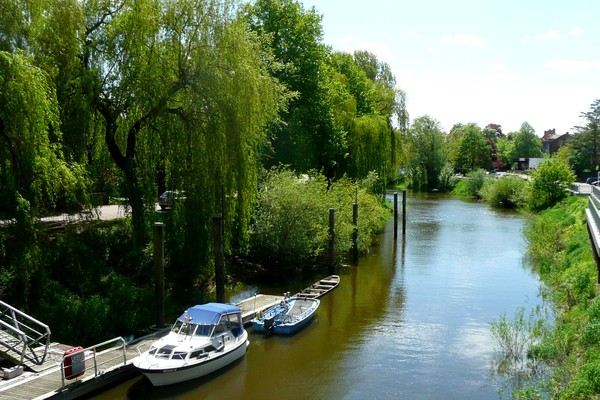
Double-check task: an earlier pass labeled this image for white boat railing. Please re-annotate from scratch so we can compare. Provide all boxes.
[60,336,127,387]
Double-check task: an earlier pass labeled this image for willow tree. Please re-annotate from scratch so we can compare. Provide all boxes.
[326,51,399,190]
[0,51,88,216]
[0,50,90,303]
[82,0,285,279]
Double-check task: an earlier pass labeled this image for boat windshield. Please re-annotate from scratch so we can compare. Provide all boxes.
[171,319,214,336]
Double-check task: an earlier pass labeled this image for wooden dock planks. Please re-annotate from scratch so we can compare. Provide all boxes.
[237,294,285,325]
[0,336,159,400]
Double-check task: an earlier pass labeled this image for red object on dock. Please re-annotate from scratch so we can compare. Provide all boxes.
[63,346,85,379]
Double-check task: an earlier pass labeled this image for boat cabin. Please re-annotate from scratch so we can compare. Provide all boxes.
[147,303,244,362]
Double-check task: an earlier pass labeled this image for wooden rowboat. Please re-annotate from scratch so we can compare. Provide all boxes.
[295,275,340,299]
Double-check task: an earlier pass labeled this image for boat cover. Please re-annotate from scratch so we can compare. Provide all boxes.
[178,303,240,325]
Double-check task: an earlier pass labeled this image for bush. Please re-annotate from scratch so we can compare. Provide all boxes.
[249,168,389,276]
[462,168,490,198]
[479,176,527,208]
[527,159,574,210]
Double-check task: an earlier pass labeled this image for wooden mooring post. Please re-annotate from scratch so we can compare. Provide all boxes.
[394,191,398,240]
[402,189,407,235]
[154,222,165,328]
[328,208,336,274]
[352,201,359,262]
[213,215,225,303]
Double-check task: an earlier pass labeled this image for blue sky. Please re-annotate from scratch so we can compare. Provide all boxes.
[301,0,600,136]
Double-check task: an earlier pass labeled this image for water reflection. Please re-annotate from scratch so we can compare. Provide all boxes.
[92,193,541,400]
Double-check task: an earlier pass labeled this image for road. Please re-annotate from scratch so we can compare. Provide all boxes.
[0,204,162,228]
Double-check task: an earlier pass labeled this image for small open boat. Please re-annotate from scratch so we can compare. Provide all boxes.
[295,275,340,299]
[133,303,248,386]
[252,295,320,335]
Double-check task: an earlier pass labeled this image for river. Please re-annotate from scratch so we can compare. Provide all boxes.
[92,192,542,399]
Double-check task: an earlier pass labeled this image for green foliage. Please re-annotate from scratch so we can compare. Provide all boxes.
[512,122,543,159]
[518,197,600,397]
[0,218,162,345]
[461,168,490,198]
[558,264,595,309]
[479,176,527,208]
[447,123,492,173]
[568,99,600,175]
[567,361,600,398]
[527,159,574,210]
[491,306,547,369]
[249,168,389,276]
[0,50,89,216]
[406,116,446,190]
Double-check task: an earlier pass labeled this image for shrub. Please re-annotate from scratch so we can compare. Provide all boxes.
[249,168,389,276]
[479,176,527,208]
[527,159,574,210]
[462,168,490,198]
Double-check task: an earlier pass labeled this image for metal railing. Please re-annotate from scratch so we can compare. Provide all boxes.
[586,186,600,258]
[60,336,127,387]
[0,300,51,366]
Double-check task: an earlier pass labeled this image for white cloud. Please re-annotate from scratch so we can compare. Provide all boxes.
[569,27,584,36]
[440,33,486,48]
[535,30,564,41]
[546,60,600,74]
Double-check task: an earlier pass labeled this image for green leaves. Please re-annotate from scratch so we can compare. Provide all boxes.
[528,159,574,210]
[406,115,446,190]
[249,168,389,276]
[0,51,88,215]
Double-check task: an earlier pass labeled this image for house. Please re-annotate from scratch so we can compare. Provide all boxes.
[542,129,571,154]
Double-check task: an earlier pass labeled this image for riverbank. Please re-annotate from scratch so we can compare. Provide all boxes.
[519,196,600,398]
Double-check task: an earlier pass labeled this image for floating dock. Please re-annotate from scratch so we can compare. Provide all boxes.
[0,275,340,399]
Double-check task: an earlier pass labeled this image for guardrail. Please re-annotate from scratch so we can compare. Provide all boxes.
[0,300,51,365]
[60,336,127,387]
[586,186,600,284]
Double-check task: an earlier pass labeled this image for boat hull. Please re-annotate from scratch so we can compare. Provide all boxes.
[136,335,249,387]
[252,297,319,335]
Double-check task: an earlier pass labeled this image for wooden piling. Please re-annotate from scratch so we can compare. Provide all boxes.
[402,189,407,235]
[394,191,398,240]
[328,208,336,274]
[153,222,165,328]
[352,202,358,262]
[213,215,225,303]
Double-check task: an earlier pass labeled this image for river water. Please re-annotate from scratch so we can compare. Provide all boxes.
[93,192,542,400]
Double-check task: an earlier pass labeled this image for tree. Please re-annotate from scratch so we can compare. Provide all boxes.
[82,0,284,254]
[406,116,446,190]
[512,122,542,159]
[568,99,600,175]
[0,51,88,216]
[327,51,390,185]
[242,0,340,177]
[447,123,492,173]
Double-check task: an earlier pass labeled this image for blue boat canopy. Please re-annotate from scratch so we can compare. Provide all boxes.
[177,303,241,325]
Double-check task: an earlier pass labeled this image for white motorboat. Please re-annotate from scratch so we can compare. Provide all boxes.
[133,303,249,386]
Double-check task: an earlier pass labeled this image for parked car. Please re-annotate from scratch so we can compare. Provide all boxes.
[586,177,600,185]
[159,191,186,210]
